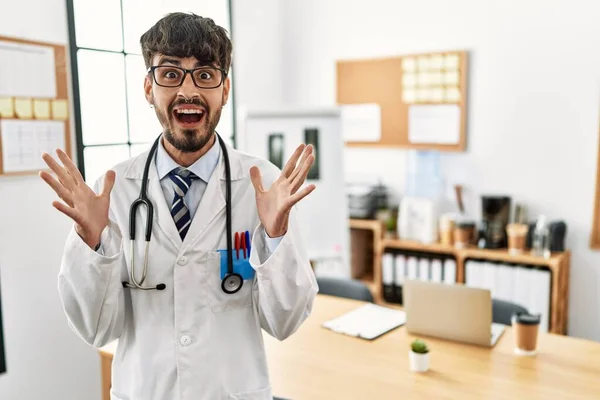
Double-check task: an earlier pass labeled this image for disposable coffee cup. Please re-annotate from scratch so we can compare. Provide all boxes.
[506,223,528,255]
[511,312,541,356]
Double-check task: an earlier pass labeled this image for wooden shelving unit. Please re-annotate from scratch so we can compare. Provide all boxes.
[349,219,385,302]
[348,219,570,335]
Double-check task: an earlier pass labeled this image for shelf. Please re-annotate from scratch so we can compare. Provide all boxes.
[382,238,456,256]
[381,237,567,268]
[349,218,384,232]
[461,248,565,268]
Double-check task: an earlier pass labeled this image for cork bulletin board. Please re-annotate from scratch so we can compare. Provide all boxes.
[336,50,468,151]
[0,35,72,176]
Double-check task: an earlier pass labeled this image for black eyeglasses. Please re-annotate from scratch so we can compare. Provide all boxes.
[147,66,226,88]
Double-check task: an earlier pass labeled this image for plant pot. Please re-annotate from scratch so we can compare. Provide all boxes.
[409,350,429,372]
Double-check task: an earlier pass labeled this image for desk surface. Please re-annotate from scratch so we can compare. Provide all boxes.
[99,295,600,399]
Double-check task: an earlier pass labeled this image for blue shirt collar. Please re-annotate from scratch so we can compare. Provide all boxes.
[156,135,220,182]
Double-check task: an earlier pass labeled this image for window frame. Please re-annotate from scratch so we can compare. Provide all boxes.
[65,0,237,179]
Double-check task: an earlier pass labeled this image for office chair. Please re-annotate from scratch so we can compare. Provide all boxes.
[316,276,374,302]
[492,299,528,326]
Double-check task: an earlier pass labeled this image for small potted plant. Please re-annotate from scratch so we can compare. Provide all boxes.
[409,339,430,372]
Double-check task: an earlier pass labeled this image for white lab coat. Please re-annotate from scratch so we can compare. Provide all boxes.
[57,141,319,400]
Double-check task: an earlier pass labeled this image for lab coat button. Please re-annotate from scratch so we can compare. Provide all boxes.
[180,335,191,346]
[178,257,188,266]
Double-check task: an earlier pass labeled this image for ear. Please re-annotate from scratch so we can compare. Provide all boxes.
[221,76,231,106]
[144,75,153,105]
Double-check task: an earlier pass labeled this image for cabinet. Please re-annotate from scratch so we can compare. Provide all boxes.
[348,219,570,335]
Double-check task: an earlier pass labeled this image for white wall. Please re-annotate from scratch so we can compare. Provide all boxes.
[232,0,285,113]
[276,0,600,341]
[0,1,103,399]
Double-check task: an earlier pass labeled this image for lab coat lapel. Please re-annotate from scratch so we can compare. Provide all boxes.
[180,152,226,251]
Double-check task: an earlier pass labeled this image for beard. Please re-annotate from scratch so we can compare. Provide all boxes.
[154,97,223,153]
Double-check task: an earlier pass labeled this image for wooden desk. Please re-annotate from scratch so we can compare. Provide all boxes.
[99,295,600,399]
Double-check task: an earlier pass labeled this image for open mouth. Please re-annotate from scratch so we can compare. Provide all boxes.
[172,107,205,128]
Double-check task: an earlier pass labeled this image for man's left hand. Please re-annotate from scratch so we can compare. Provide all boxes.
[250,144,316,238]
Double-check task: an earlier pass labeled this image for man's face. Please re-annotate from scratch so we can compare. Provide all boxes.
[144,54,230,153]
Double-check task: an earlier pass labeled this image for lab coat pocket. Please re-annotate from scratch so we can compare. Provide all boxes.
[229,385,272,400]
[207,251,253,313]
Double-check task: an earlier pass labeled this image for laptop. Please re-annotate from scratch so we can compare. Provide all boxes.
[403,279,505,347]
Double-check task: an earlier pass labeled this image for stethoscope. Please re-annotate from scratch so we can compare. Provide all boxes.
[122,132,244,294]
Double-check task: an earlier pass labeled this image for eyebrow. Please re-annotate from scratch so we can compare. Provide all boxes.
[157,58,212,68]
[157,57,182,67]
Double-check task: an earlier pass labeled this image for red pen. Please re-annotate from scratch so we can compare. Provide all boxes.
[240,232,247,259]
[234,232,240,259]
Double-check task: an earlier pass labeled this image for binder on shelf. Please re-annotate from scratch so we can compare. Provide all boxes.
[443,258,456,284]
[382,252,396,303]
[418,257,430,281]
[394,254,406,303]
[407,256,418,280]
[431,258,443,282]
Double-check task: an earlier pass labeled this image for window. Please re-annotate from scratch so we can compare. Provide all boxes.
[66,0,235,184]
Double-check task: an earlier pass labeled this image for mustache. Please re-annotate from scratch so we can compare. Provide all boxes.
[168,98,209,114]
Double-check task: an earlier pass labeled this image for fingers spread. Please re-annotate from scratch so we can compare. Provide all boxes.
[39,170,74,207]
[52,200,83,225]
[291,154,315,192]
[289,145,313,182]
[249,166,264,193]
[287,184,316,207]
[42,152,75,189]
[56,149,83,185]
[280,144,305,178]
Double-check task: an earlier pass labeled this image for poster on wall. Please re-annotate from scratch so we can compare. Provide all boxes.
[0,273,6,374]
[304,128,320,180]
[268,133,284,169]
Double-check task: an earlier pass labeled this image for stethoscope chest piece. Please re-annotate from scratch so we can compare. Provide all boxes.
[221,273,243,294]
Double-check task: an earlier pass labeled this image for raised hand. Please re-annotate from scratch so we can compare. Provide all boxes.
[249,144,316,238]
[39,149,115,249]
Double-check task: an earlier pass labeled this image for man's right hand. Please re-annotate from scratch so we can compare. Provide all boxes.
[39,149,116,250]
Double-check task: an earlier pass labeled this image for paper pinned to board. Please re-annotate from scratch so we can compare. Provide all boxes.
[14,98,33,119]
[33,99,51,119]
[0,40,57,99]
[0,119,65,173]
[51,99,69,120]
[408,104,461,144]
[0,98,14,118]
[340,103,381,142]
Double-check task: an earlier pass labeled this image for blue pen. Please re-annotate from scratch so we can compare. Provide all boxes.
[245,230,251,255]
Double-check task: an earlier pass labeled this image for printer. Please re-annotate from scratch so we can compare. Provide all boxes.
[346,182,388,219]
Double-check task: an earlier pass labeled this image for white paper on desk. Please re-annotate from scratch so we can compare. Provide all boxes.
[1,120,65,172]
[340,103,381,142]
[322,303,406,340]
[408,104,460,144]
[0,40,57,98]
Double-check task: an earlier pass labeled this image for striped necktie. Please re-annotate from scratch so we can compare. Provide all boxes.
[168,167,198,240]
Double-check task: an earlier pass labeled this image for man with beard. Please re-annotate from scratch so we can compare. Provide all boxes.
[39,12,318,400]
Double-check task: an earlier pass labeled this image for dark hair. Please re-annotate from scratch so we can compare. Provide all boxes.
[140,12,232,73]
